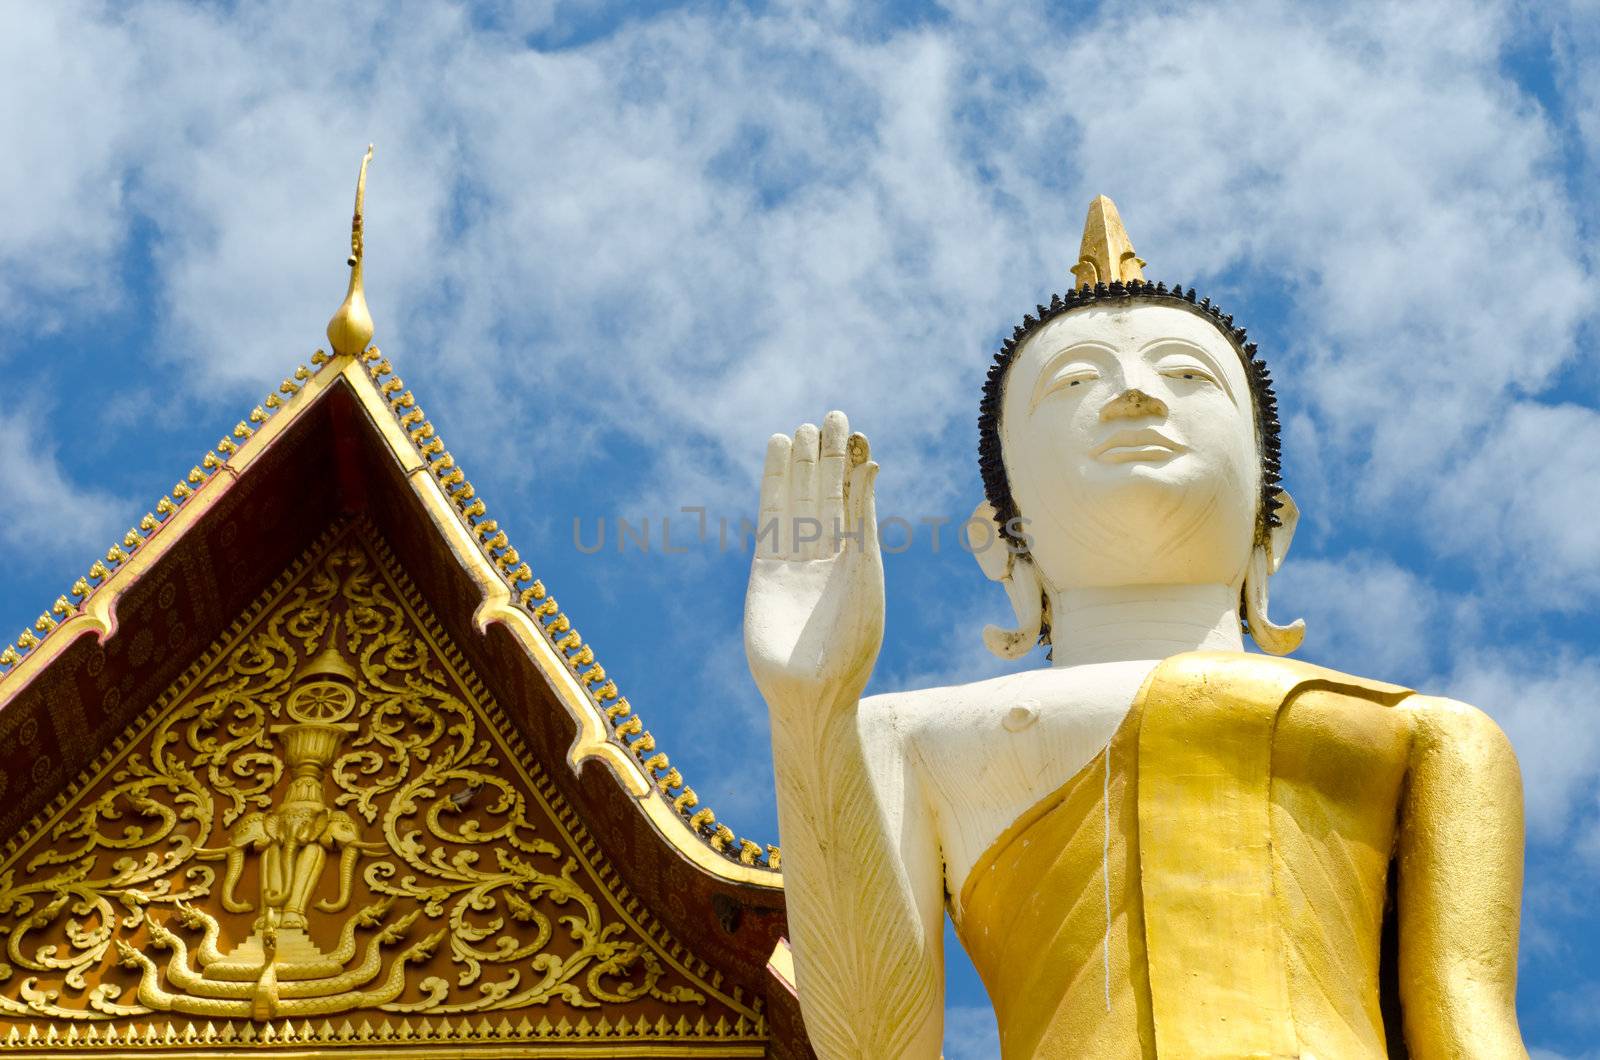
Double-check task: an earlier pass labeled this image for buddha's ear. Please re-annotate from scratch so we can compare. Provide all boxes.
[970,501,1043,660]
[1265,488,1299,575]
[1244,489,1304,656]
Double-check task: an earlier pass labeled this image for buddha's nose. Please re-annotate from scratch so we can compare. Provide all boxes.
[1100,387,1168,422]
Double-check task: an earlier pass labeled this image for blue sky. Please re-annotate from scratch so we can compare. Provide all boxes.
[2,1,1598,1056]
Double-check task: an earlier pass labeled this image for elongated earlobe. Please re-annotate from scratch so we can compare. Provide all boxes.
[985,559,1044,659]
[1243,545,1304,655]
[971,502,1044,659]
[1243,490,1304,655]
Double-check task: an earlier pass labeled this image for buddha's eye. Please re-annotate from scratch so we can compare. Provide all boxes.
[1037,370,1098,407]
[1045,366,1099,392]
[1160,363,1217,385]
[1030,356,1108,411]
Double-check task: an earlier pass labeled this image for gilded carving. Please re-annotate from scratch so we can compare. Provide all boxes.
[0,526,761,1047]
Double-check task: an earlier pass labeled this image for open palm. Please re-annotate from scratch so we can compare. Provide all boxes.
[744,410,884,708]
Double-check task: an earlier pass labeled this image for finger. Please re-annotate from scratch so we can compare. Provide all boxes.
[818,411,849,555]
[790,423,821,559]
[847,431,871,471]
[758,433,790,559]
[845,460,879,557]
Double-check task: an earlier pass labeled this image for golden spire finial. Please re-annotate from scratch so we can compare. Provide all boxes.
[326,145,375,358]
[1070,194,1147,289]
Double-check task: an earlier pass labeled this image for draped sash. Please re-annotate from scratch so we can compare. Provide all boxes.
[954,652,1411,1059]
[956,699,1152,1058]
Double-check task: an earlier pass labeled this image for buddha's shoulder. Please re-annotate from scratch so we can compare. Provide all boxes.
[1150,650,1415,706]
[861,659,1154,738]
[861,653,1512,765]
[865,652,1416,721]
[861,669,1033,729]
[1166,652,1510,746]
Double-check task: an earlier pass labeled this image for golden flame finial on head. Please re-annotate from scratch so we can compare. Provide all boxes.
[1070,194,1147,289]
[326,144,375,358]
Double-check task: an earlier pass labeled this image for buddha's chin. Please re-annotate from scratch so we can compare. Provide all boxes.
[1044,476,1253,583]
[1077,462,1215,519]
[1052,524,1254,589]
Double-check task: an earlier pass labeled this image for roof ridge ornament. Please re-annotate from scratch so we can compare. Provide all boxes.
[326,144,375,358]
[1070,194,1147,289]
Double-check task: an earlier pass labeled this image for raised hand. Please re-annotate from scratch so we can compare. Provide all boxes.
[743,410,883,710]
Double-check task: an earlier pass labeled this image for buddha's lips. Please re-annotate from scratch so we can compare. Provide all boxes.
[1092,429,1185,463]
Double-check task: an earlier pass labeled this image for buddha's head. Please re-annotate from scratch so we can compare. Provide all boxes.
[974,197,1302,657]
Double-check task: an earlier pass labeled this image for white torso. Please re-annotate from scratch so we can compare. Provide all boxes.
[865,658,1158,918]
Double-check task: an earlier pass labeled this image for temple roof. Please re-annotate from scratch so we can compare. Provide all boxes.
[0,337,808,1051]
[0,345,779,884]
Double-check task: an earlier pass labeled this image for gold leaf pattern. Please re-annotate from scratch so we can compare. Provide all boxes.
[0,523,759,1042]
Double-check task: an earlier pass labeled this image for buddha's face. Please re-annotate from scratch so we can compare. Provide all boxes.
[999,303,1261,590]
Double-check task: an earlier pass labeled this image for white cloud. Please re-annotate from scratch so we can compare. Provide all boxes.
[1445,648,1600,845]
[0,2,137,327]
[882,579,1039,694]
[2,0,1600,1041]
[1434,401,1600,603]
[666,614,779,829]
[0,402,126,568]
[942,1003,1000,1060]
[1531,978,1600,1056]
[1046,1,1596,582]
[1271,552,1456,683]
[3,0,1593,608]
[1275,548,1600,844]
[1548,0,1600,182]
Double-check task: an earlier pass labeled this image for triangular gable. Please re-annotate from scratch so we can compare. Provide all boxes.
[0,520,767,1051]
[0,346,809,1056]
[0,347,778,887]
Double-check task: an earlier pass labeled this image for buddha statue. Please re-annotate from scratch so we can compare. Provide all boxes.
[743,197,1528,1059]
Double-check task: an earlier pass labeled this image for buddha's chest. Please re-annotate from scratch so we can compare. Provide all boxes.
[914,675,1412,901]
[907,663,1151,891]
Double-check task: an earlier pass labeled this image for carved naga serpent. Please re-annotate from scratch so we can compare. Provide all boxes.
[114,926,444,1019]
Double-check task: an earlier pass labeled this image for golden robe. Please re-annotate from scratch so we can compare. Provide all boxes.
[955,652,1417,1059]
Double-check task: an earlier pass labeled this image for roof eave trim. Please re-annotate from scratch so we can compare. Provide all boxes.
[0,353,339,705]
[0,345,782,891]
[336,351,782,890]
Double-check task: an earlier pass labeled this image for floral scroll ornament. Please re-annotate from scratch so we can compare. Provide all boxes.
[0,537,707,1023]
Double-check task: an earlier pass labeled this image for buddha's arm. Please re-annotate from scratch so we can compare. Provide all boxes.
[1395,695,1528,1059]
[769,691,944,1059]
